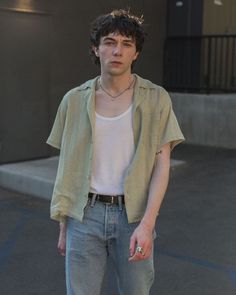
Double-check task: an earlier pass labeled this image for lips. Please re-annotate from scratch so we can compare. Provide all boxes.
[110,61,122,65]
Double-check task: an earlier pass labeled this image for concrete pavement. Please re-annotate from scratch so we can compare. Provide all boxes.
[0,144,236,295]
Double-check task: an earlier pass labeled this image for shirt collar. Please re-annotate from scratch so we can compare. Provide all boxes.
[77,74,156,91]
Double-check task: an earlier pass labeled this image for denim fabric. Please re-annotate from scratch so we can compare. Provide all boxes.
[66,201,155,295]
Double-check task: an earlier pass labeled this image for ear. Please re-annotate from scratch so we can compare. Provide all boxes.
[92,46,99,57]
[133,51,139,61]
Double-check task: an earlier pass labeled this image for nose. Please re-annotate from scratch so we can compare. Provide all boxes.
[113,43,122,56]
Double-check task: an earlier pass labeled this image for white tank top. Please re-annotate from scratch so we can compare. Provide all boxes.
[90,104,135,195]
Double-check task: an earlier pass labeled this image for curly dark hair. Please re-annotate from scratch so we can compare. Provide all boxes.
[90,9,146,65]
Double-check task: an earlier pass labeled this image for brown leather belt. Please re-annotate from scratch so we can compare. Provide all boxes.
[88,192,125,204]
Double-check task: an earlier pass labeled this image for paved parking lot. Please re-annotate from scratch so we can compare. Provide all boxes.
[0,144,236,295]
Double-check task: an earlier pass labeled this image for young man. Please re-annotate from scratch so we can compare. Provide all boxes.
[47,9,184,295]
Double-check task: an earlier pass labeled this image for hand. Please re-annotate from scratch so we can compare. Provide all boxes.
[129,222,154,262]
[57,222,67,256]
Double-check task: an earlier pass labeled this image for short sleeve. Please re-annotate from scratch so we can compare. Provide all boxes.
[46,94,68,150]
[157,88,185,152]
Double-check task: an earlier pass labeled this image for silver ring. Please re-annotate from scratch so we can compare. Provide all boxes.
[136,246,145,256]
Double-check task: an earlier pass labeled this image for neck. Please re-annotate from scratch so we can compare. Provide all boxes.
[100,72,134,92]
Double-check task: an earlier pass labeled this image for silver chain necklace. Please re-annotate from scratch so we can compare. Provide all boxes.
[98,76,135,100]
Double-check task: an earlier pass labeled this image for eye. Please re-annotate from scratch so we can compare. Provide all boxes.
[104,40,115,46]
[124,42,133,47]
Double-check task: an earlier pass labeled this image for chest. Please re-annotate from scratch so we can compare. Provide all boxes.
[95,89,134,117]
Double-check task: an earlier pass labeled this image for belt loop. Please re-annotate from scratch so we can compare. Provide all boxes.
[118,196,123,211]
[90,193,97,207]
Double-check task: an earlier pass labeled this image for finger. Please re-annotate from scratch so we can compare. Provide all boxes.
[129,237,153,261]
[58,242,66,256]
[57,245,62,253]
[129,251,144,262]
[142,248,151,260]
[58,247,66,256]
[129,245,146,262]
[129,235,137,257]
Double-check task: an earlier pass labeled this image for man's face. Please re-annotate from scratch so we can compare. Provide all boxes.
[93,32,139,76]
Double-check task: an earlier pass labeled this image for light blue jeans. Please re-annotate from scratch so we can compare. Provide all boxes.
[66,200,156,295]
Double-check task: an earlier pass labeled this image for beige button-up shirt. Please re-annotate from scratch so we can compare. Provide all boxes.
[47,74,185,223]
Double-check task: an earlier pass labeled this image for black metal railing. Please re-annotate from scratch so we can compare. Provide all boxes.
[164,35,236,93]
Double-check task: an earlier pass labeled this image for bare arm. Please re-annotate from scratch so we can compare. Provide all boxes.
[141,143,170,229]
[58,222,67,256]
[129,143,171,261]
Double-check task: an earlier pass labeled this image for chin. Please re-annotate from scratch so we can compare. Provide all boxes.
[108,68,129,76]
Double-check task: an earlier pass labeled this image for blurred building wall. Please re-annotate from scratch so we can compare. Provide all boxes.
[0,1,53,163]
[171,92,236,149]
[166,0,236,149]
[203,0,236,34]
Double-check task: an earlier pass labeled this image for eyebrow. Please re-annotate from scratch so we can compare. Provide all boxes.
[102,36,134,43]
